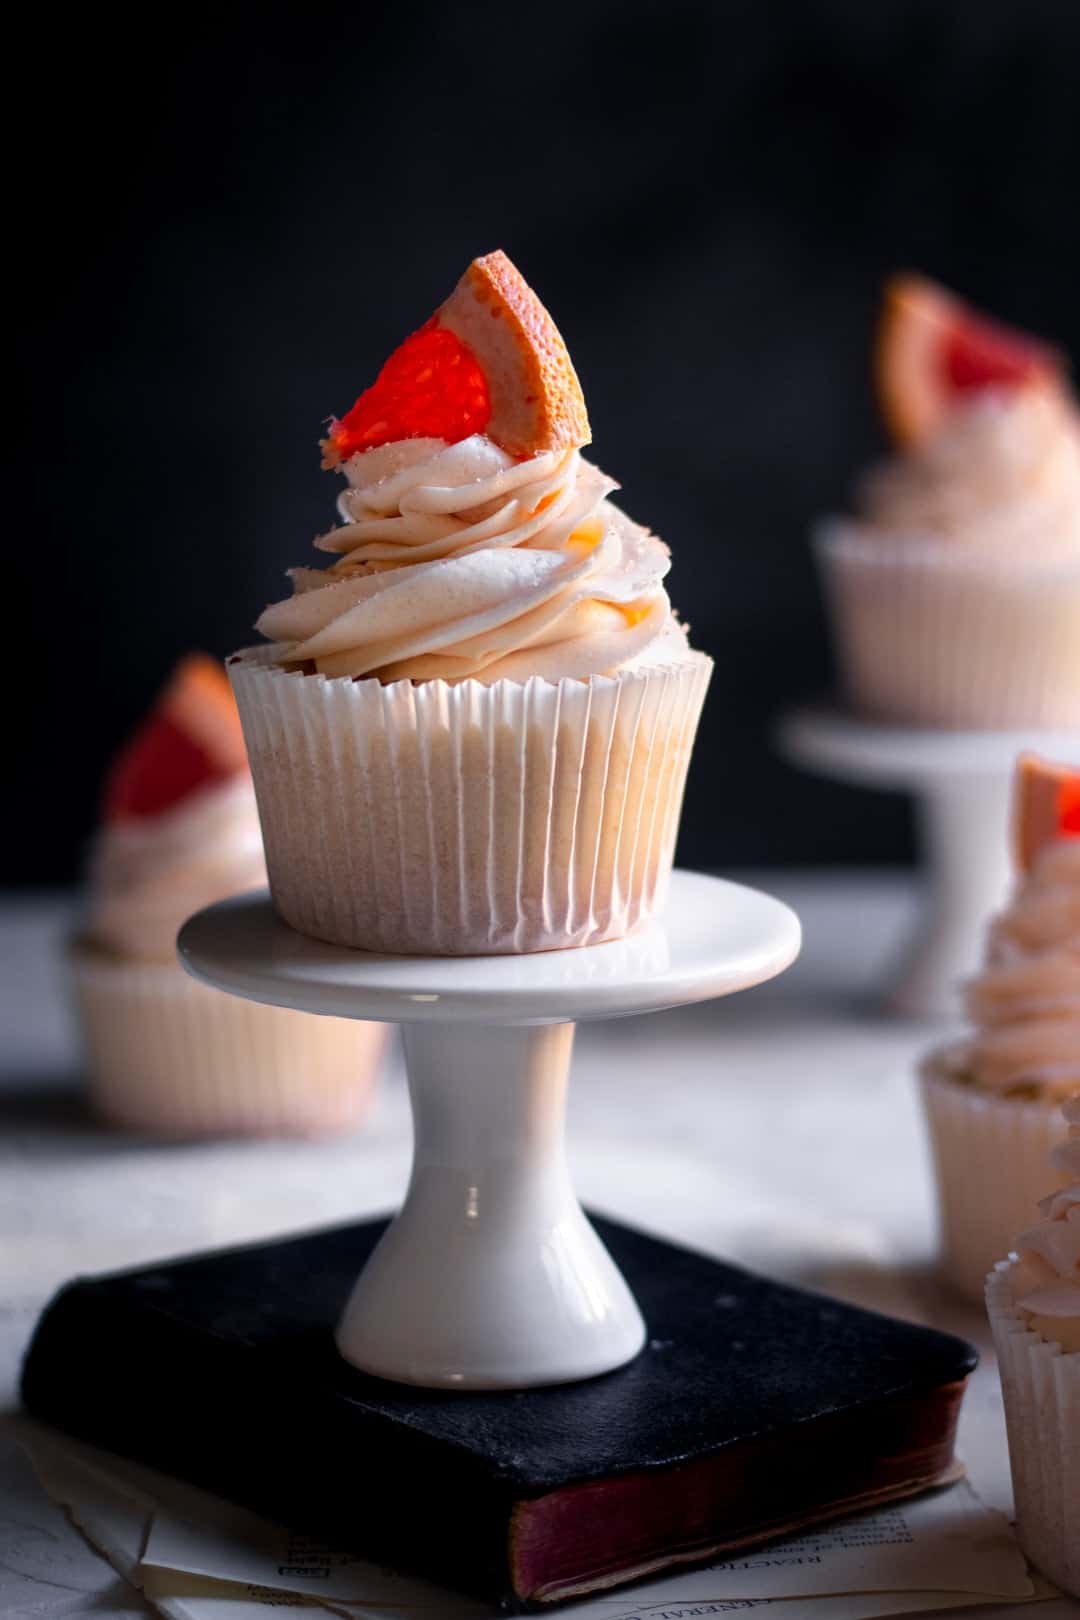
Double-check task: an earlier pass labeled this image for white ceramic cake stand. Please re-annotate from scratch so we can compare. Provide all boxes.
[178,870,800,1392]
[776,704,1076,1020]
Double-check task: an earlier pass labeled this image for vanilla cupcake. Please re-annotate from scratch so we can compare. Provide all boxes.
[922,755,1080,1297]
[986,1094,1079,1596]
[73,655,386,1136]
[231,251,711,955]
[817,275,1080,729]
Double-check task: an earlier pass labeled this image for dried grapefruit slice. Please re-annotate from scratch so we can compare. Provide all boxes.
[1013,753,1080,872]
[874,274,1063,446]
[326,251,590,464]
[104,654,248,821]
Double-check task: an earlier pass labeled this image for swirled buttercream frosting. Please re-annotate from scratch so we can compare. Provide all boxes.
[256,435,685,683]
[957,839,1080,1101]
[86,779,266,962]
[857,389,1080,556]
[1010,1095,1080,1351]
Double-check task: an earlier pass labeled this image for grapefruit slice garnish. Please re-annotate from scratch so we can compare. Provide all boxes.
[875,274,1063,446]
[324,320,491,459]
[1013,753,1080,872]
[326,250,590,464]
[104,654,249,821]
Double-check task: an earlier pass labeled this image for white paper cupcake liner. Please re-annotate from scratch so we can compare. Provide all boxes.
[815,521,1080,729]
[986,1259,1079,1596]
[71,945,386,1138]
[229,649,713,955]
[920,1052,1071,1300]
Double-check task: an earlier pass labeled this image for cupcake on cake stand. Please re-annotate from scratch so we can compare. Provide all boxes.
[180,868,800,1388]
[783,276,1080,1019]
[175,251,751,1387]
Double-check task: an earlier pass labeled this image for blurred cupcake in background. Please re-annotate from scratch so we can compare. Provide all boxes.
[985,1094,1079,1596]
[817,275,1080,729]
[231,251,711,956]
[921,754,1080,1298]
[72,654,385,1137]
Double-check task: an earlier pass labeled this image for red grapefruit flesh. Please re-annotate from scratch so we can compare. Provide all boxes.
[328,320,491,462]
[104,654,248,821]
[875,274,1063,446]
[326,250,590,465]
[1062,784,1080,839]
[1013,753,1080,872]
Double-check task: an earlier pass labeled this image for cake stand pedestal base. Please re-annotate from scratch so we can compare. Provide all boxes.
[777,705,1075,1020]
[337,1021,647,1387]
[176,868,801,1390]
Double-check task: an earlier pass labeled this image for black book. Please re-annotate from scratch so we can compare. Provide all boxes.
[22,1216,976,1612]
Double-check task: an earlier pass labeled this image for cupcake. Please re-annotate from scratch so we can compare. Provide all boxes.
[921,754,1080,1297]
[231,251,712,955]
[985,1095,1079,1596]
[817,274,1080,729]
[72,654,386,1136]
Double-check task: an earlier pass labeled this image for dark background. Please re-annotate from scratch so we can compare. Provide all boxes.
[13,0,1080,886]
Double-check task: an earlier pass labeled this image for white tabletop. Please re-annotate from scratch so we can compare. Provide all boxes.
[0,873,1074,1619]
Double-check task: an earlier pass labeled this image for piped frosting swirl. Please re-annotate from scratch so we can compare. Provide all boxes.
[86,779,266,963]
[958,839,1080,1101]
[1011,1095,1080,1351]
[256,436,682,683]
[858,389,1080,558]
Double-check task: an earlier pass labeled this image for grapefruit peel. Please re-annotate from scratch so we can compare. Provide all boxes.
[325,251,590,465]
[1013,753,1080,873]
[875,273,1063,447]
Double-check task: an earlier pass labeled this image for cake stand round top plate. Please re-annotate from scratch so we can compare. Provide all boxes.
[777,703,1077,788]
[178,869,801,1027]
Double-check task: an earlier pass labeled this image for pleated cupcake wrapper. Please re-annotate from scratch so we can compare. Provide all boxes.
[71,946,386,1139]
[986,1261,1079,1596]
[919,1053,1071,1301]
[229,650,713,955]
[815,523,1080,729]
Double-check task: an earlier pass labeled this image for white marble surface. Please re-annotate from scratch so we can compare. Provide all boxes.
[0,875,1075,1618]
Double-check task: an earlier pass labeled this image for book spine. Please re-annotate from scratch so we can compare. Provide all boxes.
[510,1378,968,1606]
